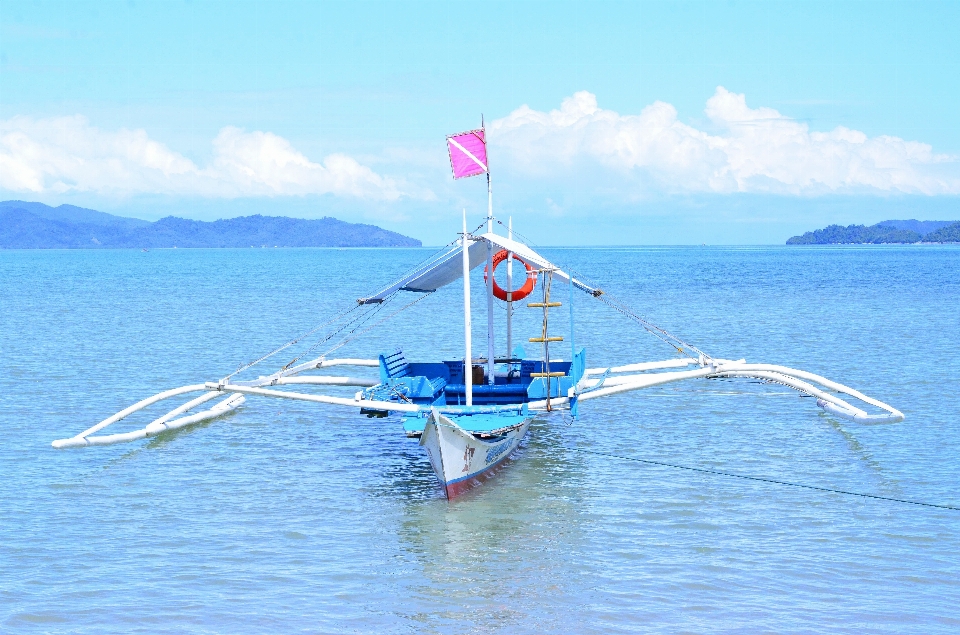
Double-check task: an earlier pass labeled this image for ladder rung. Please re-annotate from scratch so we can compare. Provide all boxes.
[529,337,564,342]
[527,302,562,308]
[530,372,566,377]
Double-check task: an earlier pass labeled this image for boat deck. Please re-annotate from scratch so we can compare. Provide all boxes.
[366,349,583,411]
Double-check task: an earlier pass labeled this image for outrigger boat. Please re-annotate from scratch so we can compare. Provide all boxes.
[51,123,905,499]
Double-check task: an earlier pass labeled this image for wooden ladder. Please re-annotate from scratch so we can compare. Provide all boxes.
[528,269,564,409]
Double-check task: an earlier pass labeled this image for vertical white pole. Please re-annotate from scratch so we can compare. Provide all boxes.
[485,205,494,384]
[507,216,513,360]
[462,210,473,406]
[569,267,575,362]
[484,120,495,385]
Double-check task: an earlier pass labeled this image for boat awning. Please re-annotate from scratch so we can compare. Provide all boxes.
[358,232,601,304]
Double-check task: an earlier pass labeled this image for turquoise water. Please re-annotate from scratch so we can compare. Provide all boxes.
[2,245,959,633]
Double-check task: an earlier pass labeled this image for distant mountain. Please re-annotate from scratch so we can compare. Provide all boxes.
[924,222,960,243]
[0,202,422,248]
[0,200,150,228]
[787,220,960,245]
[121,215,422,248]
[874,219,956,235]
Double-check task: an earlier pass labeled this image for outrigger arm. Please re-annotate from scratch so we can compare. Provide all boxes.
[51,357,386,448]
[572,358,903,424]
[52,229,901,450]
[52,351,902,449]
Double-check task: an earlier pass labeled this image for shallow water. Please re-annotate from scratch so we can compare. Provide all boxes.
[2,245,959,633]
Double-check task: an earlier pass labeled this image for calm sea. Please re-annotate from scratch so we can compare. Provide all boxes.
[2,245,959,634]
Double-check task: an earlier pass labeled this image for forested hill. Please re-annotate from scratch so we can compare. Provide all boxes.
[787,219,960,245]
[0,201,422,248]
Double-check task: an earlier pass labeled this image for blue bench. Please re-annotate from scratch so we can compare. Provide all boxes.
[377,349,448,404]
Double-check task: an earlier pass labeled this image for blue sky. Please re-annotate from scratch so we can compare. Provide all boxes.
[2,0,959,244]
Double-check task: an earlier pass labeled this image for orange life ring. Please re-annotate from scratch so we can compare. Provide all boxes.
[483,249,537,302]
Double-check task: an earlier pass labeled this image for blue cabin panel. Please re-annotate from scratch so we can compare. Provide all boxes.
[372,350,585,408]
[443,382,531,406]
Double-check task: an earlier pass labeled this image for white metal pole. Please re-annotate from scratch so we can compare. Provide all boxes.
[507,216,513,359]
[462,210,473,406]
[570,263,575,362]
[485,224,495,384]
[484,119,495,385]
[484,116,492,229]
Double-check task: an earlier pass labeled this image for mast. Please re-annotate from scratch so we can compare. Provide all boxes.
[507,216,513,359]
[569,258,575,361]
[462,209,473,406]
[445,117,494,391]
[483,115,495,385]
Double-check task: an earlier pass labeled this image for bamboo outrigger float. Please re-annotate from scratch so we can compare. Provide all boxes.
[51,121,904,499]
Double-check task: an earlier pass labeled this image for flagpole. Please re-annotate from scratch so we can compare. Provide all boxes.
[446,120,494,392]
[483,115,495,386]
[507,216,513,360]
[462,209,473,407]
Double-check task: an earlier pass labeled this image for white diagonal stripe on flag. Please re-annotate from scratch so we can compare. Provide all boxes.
[447,137,488,172]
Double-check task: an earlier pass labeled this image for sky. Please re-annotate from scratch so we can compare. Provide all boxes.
[2,0,959,245]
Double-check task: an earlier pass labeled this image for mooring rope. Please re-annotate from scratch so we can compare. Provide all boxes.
[594,294,707,361]
[320,292,433,358]
[224,303,363,380]
[277,299,393,371]
[303,223,486,360]
[572,447,960,511]
[225,235,477,380]
[496,219,710,362]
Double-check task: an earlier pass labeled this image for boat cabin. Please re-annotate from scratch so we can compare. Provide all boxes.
[364,348,585,408]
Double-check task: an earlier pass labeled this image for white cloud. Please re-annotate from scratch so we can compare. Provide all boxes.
[0,115,426,200]
[490,87,960,195]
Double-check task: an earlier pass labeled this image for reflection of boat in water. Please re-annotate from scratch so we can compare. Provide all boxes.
[51,120,905,500]
[393,419,588,627]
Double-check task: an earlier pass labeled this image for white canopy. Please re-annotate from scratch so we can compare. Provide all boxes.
[358,233,600,304]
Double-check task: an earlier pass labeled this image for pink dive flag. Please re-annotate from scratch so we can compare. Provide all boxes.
[446,128,488,179]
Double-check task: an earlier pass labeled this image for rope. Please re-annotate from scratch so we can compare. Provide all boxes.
[227,238,467,380]
[320,292,434,358]
[572,448,960,511]
[280,298,393,371]
[494,219,710,362]
[224,303,362,380]
[469,219,488,236]
[395,235,464,279]
[313,295,397,359]
[306,222,482,360]
[595,295,704,361]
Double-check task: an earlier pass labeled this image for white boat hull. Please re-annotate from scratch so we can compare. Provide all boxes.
[419,410,531,499]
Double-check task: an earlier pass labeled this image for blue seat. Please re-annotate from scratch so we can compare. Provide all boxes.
[379,349,410,381]
[377,349,447,403]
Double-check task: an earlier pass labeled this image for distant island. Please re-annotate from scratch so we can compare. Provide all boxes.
[787,219,960,245]
[0,201,421,248]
